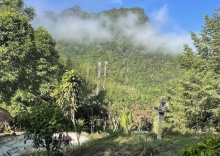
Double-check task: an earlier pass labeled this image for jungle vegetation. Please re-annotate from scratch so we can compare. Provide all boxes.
[0,0,219,155]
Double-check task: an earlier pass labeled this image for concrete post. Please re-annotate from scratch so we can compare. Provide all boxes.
[157,113,164,140]
[155,97,168,140]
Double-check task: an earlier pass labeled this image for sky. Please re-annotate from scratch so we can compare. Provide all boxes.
[24,0,220,53]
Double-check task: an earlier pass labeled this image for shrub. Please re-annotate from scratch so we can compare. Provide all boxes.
[18,102,71,156]
[179,134,220,156]
[134,137,160,156]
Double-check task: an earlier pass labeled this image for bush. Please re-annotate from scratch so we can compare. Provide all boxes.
[134,137,160,156]
[179,134,220,156]
[18,102,71,156]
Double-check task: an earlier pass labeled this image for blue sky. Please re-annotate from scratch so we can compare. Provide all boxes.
[25,0,219,33]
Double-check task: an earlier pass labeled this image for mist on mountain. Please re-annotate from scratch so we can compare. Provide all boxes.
[32,6,191,53]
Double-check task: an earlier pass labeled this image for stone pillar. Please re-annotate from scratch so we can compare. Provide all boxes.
[157,113,164,140]
[154,97,168,140]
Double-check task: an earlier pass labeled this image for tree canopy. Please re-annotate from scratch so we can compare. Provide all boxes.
[0,0,60,116]
[166,7,220,132]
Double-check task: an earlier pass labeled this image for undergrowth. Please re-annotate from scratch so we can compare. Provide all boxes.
[22,132,210,156]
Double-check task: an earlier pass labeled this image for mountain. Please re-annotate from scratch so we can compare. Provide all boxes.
[101,7,148,24]
[60,5,148,21]
[43,5,149,24]
[53,6,181,106]
[61,5,90,18]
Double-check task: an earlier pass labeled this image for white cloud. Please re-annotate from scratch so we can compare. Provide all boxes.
[32,12,113,43]
[32,8,193,53]
[116,13,192,53]
[151,5,170,27]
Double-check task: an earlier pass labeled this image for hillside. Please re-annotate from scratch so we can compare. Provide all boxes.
[52,6,181,107]
[57,41,180,105]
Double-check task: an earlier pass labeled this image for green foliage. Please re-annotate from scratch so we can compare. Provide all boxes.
[120,110,133,134]
[75,119,85,145]
[53,69,84,128]
[165,7,220,133]
[17,102,71,155]
[0,11,35,102]
[53,70,82,109]
[190,7,220,74]
[134,137,160,156]
[0,2,60,116]
[0,0,35,20]
[57,39,179,111]
[179,135,220,156]
[35,26,60,78]
[166,68,220,132]
[56,28,180,135]
[75,119,84,133]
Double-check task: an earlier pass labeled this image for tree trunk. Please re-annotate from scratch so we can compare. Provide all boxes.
[46,143,51,156]
[71,110,81,145]
[76,133,80,146]
[71,110,76,127]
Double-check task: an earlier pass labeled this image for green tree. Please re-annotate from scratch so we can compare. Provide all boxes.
[166,68,220,132]
[0,11,36,108]
[0,0,35,20]
[190,7,220,74]
[18,102,71,156]
[0,3,60,115]
[53,70,83,128]
[165,7,220,132]
[34,26,60,80]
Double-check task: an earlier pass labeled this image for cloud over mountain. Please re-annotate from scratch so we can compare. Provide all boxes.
[32,6,192,53]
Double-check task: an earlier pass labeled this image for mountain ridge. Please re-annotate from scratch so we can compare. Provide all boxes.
[44,5,149,24]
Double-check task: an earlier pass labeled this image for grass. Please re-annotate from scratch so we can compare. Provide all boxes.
[8,131,207,156]
[156,134,202,156]
[64,132,203,156]
[65,135,136,156]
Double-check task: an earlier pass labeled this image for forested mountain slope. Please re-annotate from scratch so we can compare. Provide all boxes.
[53,6,181,106]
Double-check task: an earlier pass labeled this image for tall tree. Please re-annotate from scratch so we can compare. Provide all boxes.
[165,7,220,132]
[0,0,60,115]
[0,11,36,106]
[166,68,220,132]
[53,70,83,127]
[191,7,220,73]
[0,0,35,20]
[34,26,60,81]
